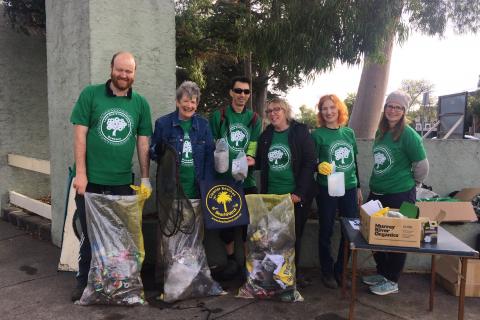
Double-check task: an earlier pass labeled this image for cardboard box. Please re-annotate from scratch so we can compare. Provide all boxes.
[454,188,480,202]
[416,187,479,223]
[416,201,477,223]
[360,208,423,248]
[436,255,480,297]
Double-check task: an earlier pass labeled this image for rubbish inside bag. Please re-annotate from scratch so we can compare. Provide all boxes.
[77,193,146,306]
[237,194,303,302]
[214,138,229,173]
[232,151,248,181]
[160,199,224,302]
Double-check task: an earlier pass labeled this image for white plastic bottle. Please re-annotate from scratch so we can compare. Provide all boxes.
[328,162,345,197]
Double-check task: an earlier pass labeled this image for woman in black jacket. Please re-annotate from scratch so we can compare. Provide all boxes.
[256,98,316,275]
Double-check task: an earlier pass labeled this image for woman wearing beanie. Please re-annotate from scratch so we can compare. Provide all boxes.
[312,94,362,289]
[363,90,429,295]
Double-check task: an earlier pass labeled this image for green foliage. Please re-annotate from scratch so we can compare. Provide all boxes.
[296,105,317,129]
[243,0,401,90]
[468,91,480,116]
[404,0,480,36]
[2,0,45,35]
[344,92,357,115]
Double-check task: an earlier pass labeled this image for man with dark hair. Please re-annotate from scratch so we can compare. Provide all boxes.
[209,76,261,279]
[70,51,152,301]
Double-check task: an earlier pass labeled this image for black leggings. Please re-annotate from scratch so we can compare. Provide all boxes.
[219,186,258,244]
[367,187,416,283]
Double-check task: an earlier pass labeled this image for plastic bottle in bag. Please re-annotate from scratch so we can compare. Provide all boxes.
[232,151,248,181]
[214,138,229,173]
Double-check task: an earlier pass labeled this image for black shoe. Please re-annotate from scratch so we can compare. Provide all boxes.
[296,276,312,289]
[334,272,351,288]
[71,286,85,302]
[322,274,338,289]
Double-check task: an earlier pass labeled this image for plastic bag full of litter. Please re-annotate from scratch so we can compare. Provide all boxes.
[237,194,303,302]
[160,199,224,302]
[214,138,229,173]
[231,151,248,181]
[77,190,147,306]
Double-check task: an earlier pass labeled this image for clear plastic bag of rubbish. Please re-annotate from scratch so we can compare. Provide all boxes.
[78,192,146,305]
[237,194,303,302]
[416,187,439,200]
[231,151,248,181]
[214,138,229,173]
[160,199,224,302]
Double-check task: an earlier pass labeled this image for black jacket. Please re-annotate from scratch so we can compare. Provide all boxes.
[256,120,316,202]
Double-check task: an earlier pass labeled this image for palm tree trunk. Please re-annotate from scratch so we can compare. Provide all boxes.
[349,32,395,139]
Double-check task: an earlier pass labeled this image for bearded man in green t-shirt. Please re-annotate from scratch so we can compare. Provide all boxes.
[69,52,153,302]
[209,76,261,280]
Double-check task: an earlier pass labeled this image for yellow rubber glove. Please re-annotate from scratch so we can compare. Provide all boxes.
[130,183,152,201]
[318,161,333,175]
[372,207,390,217]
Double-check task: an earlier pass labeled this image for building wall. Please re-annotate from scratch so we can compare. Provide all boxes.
[0,8,50,211]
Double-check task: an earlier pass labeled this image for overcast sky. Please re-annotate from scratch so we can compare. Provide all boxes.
[286,29,480,112]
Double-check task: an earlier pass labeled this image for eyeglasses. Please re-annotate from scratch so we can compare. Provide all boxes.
[232,88,251,95]
[265,107,282,115]
[386,104,404,112]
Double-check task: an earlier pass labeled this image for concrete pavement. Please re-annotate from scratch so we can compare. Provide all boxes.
[1,220,479,320]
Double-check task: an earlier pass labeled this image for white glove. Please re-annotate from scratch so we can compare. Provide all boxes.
[141,177,152,191]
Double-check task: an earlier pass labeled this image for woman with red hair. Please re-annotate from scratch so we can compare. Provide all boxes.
[312,94,362,289]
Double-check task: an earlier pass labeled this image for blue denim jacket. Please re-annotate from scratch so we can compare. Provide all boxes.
[150,110,215,182]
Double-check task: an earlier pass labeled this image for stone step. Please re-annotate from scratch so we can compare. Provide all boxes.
[1,206,51,241]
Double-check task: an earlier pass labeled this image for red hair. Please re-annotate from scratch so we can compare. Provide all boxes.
[317,94,349,127]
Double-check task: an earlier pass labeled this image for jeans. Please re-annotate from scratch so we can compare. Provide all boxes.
[75,183,133,288]
[317,186,358,276]
[294,199,312,270]
[367,187,416,283]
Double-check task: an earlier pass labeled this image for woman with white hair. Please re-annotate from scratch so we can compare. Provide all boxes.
[363,90,429,296]
[255,98,316,279]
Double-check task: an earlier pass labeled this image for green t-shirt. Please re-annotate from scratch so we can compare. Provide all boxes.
[312,126,358,189]
[369,125,427,194]
[70,83,152,185]
[179,119,198,199]
[210,105,262,188]
[267,129,295,195]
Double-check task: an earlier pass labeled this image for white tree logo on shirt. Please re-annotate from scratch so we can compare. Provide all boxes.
[372,145,393,175]
[231,130,246,146]
[268,144,290,171]
[329,141,354,171]
[268,149,284,164]
[106,117,127,136]
[98,109,133,145]
[223,123,250,152]
[181,134,194,167]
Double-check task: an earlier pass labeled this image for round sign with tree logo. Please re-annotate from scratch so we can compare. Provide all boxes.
[329,141,354,171]
[98,109,133,145]
[205,185,243,224]
[267,144,291,172]
[372,145,393,175]
[224,123,250,152]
